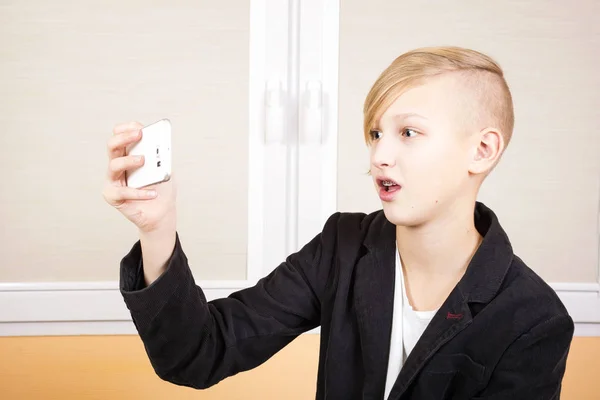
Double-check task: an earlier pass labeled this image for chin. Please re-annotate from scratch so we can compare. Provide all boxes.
[381,202,432,228]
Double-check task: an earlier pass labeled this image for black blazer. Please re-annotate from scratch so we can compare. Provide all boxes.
[120,202,574,399]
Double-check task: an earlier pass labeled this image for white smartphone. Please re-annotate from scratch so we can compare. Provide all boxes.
[125,118,172,189]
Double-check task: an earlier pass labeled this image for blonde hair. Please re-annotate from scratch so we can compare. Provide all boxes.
[363,46,514,148]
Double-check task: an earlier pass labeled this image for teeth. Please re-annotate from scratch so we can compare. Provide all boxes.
[382,180,395,186]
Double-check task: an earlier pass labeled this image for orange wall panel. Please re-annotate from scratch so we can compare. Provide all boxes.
[0,335,597,399]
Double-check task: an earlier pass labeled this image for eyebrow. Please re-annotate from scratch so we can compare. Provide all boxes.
[392,112,429,121]
[373,112,428,129]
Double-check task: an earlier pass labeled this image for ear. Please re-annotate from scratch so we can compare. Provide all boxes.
[468,128,504,175]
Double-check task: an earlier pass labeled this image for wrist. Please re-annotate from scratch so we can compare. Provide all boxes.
[138,215,177,286]
[139,210,177,237]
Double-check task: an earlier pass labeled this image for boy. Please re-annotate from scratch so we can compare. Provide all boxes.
[103,46,574,399]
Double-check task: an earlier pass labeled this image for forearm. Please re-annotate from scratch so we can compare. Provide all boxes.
[139,213,177,286]
[121,234,319,390]
[119,212,336,389]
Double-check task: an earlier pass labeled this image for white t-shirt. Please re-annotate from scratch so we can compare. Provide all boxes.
[383,247,439,400]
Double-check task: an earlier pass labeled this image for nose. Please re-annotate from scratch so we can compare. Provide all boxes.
[371,137,397,170]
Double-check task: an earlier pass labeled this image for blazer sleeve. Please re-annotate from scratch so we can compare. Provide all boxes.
[474,313,574,400]
[119,212,341,389]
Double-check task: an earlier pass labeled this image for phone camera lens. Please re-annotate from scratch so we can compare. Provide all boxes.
[157,161,161,167]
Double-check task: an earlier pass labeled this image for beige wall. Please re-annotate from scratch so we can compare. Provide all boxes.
[0,1,250,282]
[0,334,598,399]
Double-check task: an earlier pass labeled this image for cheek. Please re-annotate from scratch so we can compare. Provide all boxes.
[403,141,458,174]
[404,143,465,193]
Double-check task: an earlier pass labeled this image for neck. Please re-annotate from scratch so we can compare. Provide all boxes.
[396,201,483,278]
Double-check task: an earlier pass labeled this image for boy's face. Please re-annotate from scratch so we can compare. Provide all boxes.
[369,73,485,227]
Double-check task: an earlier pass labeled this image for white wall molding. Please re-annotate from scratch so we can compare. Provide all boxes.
[548,283,600,334]
[0,280,252,324]
[0,281,597,337]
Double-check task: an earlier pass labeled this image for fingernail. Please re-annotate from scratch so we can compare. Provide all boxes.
[147,190,157,197]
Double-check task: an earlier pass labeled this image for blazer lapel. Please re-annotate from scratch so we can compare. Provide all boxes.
[352,214,396,399]
[386,288,473,399]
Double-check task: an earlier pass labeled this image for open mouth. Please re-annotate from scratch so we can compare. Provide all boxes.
[378,178,400,192]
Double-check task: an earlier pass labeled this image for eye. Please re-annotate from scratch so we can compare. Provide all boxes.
[402,128,418,138]
[369,129,382,141]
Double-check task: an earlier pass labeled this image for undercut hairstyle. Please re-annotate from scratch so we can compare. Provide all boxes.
[363,46,514,149]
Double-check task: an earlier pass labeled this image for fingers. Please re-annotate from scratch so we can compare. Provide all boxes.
[107,128,142,159]
[107,154,144,181]
[102,184,157,207]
